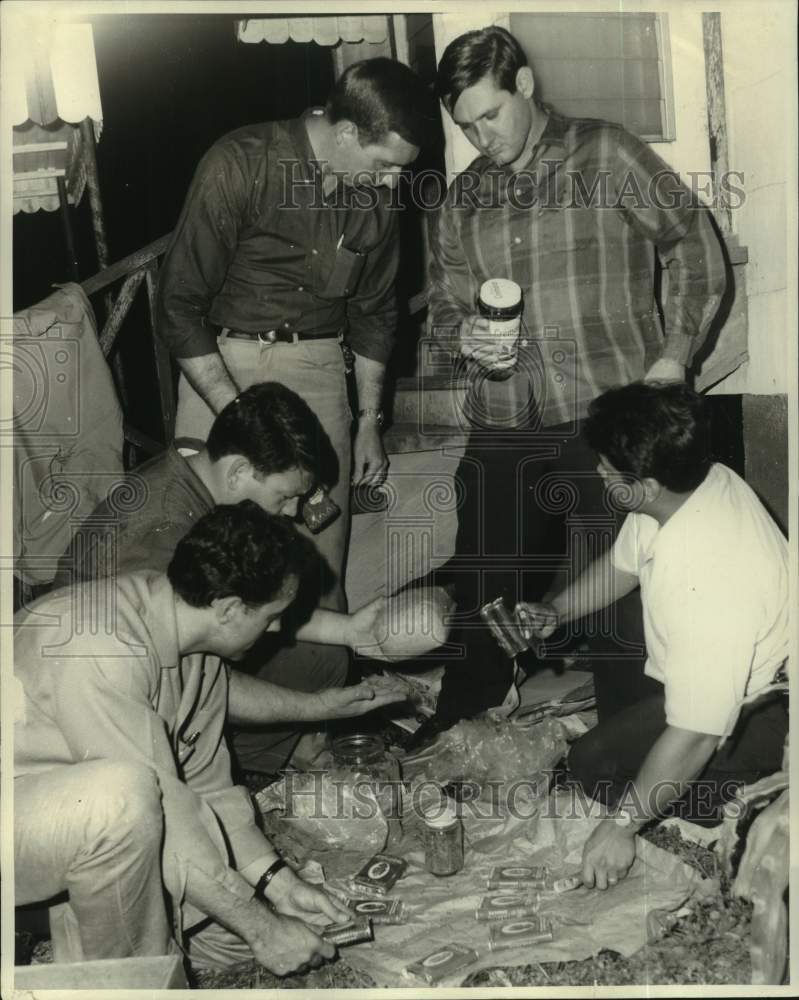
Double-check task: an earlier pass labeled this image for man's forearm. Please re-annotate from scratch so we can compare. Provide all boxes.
[353,353,385,412]
[178,352,240,417]
[551,551,639,624]
[294,608,350,646]
[624,724,720,826]
[185,860,279,945]
[228,671,322,725]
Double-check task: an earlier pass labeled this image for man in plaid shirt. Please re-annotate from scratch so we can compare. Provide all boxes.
[426,26,728,725]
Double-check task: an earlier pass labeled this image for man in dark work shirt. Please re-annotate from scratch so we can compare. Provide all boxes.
[156,60,431,773]
[157,58,430,604]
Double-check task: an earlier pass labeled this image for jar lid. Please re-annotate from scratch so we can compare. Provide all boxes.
[423,802,460,828]
[479,278,522,310]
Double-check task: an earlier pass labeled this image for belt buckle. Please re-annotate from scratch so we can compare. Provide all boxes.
[258,330,277,345]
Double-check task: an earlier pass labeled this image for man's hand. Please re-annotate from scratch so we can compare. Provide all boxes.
[353,422,388,486]
[315,678,408,720]
[581,818,637,890]
[265,866,351,926]
[245,904,335,976]
[515,601,560,640]
[643,358,685,383]
[459,314,504,370]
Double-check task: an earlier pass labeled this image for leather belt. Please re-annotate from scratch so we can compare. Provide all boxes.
[225,328,341,345]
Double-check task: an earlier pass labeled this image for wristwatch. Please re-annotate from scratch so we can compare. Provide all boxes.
[357,407,384,428]
[253,857,287,900]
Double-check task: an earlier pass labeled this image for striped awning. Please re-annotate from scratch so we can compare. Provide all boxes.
[236,15,388,46]
[7,18,102,213]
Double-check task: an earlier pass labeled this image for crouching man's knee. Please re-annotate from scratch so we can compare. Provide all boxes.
[84,761,163,855]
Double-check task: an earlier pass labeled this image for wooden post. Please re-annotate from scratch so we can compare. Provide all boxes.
[56,176,80,281]
[702,13,733,235]
[78,118,110,271]
[145,262,176,442]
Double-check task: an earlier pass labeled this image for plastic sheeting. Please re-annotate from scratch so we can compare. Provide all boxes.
[271,788,715,988]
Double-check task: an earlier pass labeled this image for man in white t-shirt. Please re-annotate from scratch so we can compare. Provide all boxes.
[518,382,789,890]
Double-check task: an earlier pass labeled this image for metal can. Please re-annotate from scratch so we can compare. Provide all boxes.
[487,917,554,952]
[422,802,464,877]
[405,943,479,984]
[321,917,374,947]
[352,853,407,896]
[475,892,541,922]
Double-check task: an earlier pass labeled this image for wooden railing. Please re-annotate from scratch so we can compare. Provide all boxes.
[79,229,433,467]
[81,234,174,463]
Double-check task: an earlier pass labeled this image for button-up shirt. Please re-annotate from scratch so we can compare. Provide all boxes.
[429,112,728,427]
[14,572,268,909]
[55,445,214,587]
[157,110,399,364]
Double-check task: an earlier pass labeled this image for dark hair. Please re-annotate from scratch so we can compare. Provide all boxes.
[436,25,529,112]
[206,382,320,483]
[167,501,304,608]
[583,382,712,492]
[326,57,433,148]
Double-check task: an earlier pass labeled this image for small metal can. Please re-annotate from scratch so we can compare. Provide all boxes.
[487,917,554,952]
[422,802,464,877]
[479,597,529,658]
[405,943,479,984]
[487,864,548,890]
[346,897,406,924]
[352,853,407,896]
[321,917,374,947]
[475,892,541,922]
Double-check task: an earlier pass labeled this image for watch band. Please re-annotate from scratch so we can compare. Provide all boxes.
[357,407,384,427]
[254,857,287,900]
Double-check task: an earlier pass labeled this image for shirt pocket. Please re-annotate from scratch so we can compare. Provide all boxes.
[316,245,367,300]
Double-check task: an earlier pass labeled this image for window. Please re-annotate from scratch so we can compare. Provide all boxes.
[508,12,675,141]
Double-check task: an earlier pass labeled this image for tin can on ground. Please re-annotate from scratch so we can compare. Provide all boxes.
[487,917,555,952]
[405,943,479,984]
[321,917,374,947]
[346,897,405,924]
[352,853,407,896]
[475,892,541,922]
[487,864,548,890]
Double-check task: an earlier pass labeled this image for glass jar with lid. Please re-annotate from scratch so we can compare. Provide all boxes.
[422,801,464,876]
